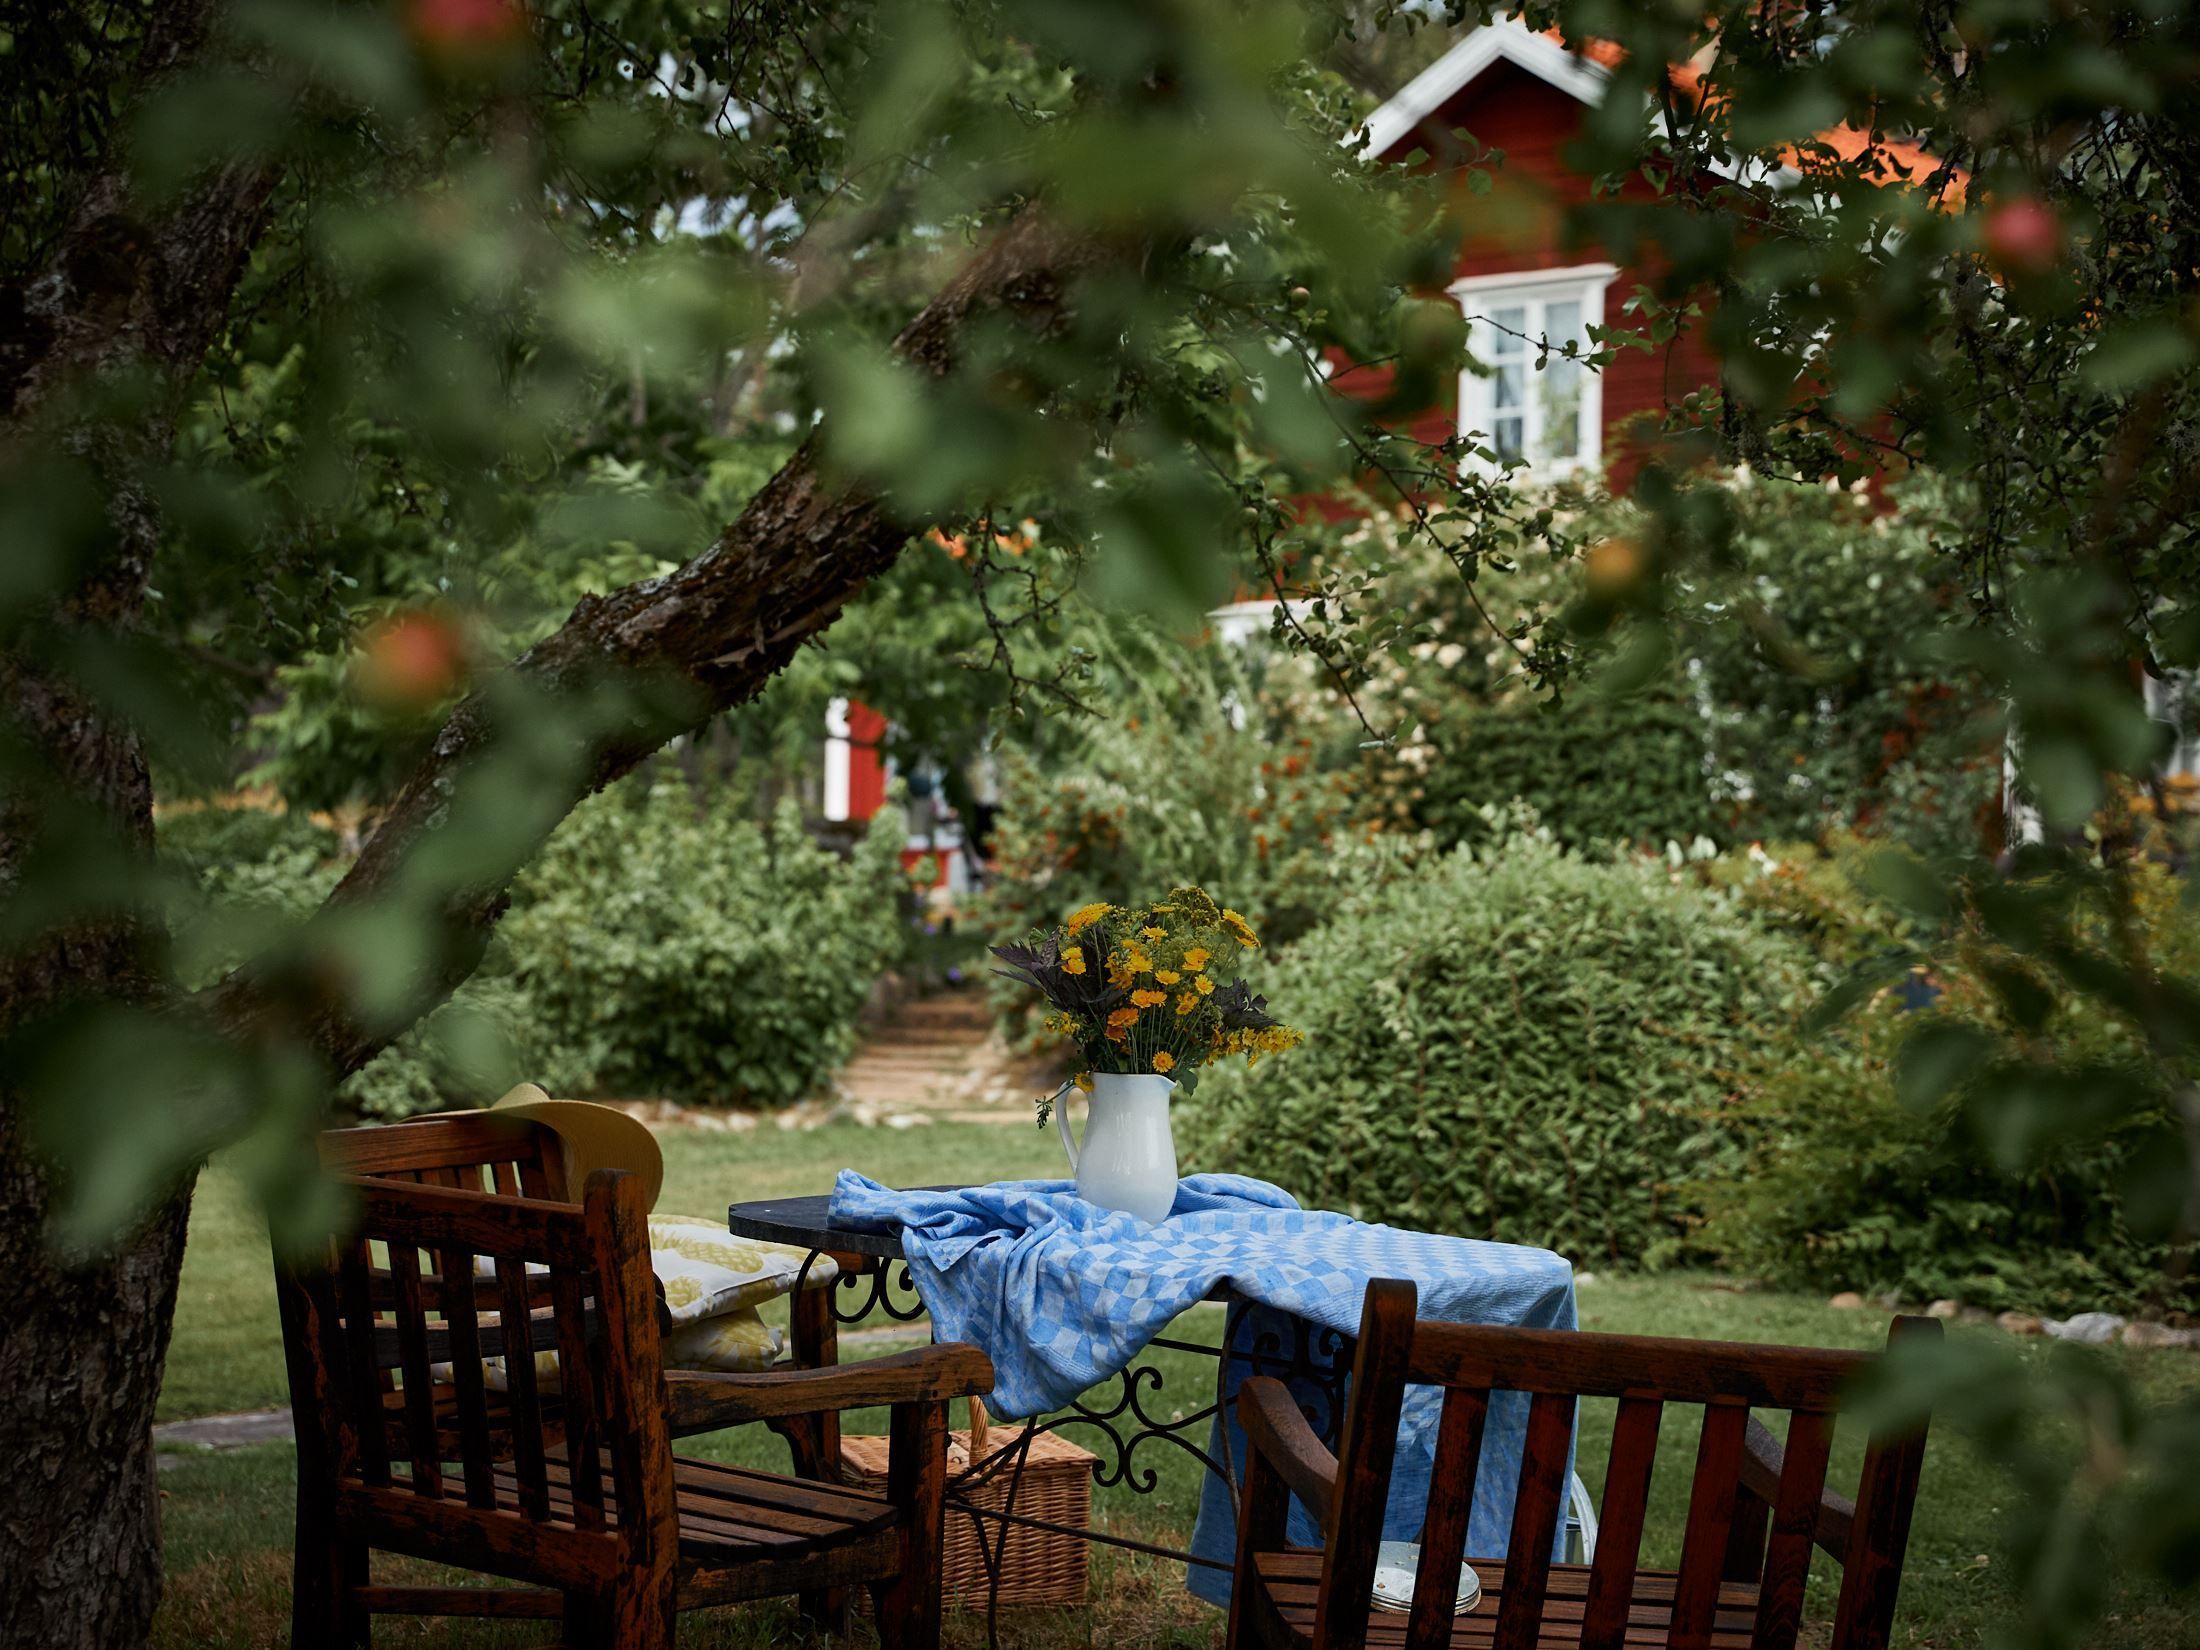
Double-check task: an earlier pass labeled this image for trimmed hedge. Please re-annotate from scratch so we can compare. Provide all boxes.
[1176,835,1809,1265]
[1414,692,1717,854]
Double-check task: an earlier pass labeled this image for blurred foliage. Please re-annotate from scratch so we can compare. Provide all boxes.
[1702,842,2200,1317]
[158,780,911,1115]
[3,0,2200,1637]
[1178,828,1811,1265]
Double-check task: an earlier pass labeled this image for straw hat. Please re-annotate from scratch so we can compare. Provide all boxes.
[485,1083,665,1212]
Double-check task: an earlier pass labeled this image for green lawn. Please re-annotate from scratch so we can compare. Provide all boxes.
[156,1120,2200,1647]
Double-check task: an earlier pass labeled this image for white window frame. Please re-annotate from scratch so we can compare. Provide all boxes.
[1449,262,1617,480]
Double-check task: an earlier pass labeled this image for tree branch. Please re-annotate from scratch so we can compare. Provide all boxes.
[208,204,1123,1078]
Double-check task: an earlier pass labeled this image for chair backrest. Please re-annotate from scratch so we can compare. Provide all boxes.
[273,1168,675,1596]
[319,1111,571,1200]
[1320,1279,1937,1650]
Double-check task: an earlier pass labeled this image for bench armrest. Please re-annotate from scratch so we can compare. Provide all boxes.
[1238,1376,1339,1539]
[663,1343,993,1431]
[1740,1414,1857,1559]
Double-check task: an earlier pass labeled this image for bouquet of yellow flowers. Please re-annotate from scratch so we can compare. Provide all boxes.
[991,886,1302,1119]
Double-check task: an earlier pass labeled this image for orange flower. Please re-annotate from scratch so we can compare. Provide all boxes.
[1062,951,1087,976]
[1107,1007,1140,1029]
[1195,975,1215,996]
[1152,1052,1176,1074]
[1130,989,1168,1009]
[1155,969,1182,986]
[1176,992,1199,1015]
[1183,948,1211,971]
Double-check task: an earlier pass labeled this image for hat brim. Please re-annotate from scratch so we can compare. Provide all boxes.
[485,1085,665,1212]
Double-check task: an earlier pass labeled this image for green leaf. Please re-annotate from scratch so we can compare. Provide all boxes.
[2080,320,2199,394]
[1895,1021,1993,1113]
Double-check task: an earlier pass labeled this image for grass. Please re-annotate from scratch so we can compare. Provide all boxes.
[156,1120,2200,1647]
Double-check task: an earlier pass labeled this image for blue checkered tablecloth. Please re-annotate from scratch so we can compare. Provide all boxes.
[825,1172,1577,1604]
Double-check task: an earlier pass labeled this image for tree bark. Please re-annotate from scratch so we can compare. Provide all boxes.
[1,13,1121,1649]
[210,203,1119,1079]
[0,1,281,1643]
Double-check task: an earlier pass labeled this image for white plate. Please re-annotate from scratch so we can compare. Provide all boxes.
[1369,1540,1483,1615]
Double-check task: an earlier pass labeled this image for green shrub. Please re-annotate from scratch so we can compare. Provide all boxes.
[500,782,910,1106]
[1323,471,1997,856]
[161,807,520,1120]
[980,639,1416,1038]
[1176,834,1810,1265]
[1703,857,2200,1317]
[161,778,911,1117]
[1703,999,2198,1317]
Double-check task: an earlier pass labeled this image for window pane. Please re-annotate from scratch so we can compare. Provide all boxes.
[1487,305,1527,355]
[1494,416,1525,464]
[1545,298,1583,346]
[1494,361,1524,410]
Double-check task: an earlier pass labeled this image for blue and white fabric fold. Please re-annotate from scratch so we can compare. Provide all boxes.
[825,1172,1576,1604]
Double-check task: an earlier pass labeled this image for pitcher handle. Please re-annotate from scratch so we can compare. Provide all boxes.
[1051,1079,1080,1173]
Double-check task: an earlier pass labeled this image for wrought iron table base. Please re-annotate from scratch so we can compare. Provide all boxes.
[779,1248,1350,1647]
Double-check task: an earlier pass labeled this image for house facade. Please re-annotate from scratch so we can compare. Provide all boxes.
[1348,20,1724,483]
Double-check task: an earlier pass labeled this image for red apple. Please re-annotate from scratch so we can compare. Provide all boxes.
[1982,197,2063,276]
[1584,537,1646,598]
[408,0,524,50]
[356,609,469,711]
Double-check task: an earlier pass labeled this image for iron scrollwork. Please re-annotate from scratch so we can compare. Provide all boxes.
[828,1258,929,1324]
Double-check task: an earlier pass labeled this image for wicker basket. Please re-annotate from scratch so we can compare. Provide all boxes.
[838,1398,1097,1608]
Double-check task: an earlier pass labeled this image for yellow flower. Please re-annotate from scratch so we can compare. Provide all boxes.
[1152,1051,1176,1074]
[1223,908,1260,948]
[1130,988,1168,1009]
[1176,992,1198,1015]
[1062,951,1087,976]
[1142,925,1166,942]
[1065,902,1112,935]
[1123,943,1153,975]
[1183,948,1211,971]
[1195,974,1216,996]
[1155,969,1181,985]
[1073,1071,1094,1092]
[1106,961,1136,989]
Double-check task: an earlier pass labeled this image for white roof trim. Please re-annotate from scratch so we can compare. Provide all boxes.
[1446,260,1619,298]
[1356,19,1612,160]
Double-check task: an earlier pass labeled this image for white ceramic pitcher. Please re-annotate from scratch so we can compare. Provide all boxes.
[1054,1071,1179,1224]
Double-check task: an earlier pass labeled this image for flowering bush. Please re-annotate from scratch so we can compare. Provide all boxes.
[991,887,1301,1115]
[1284,471,1995,855]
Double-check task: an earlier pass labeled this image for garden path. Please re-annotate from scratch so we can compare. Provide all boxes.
[830,990,1054,1125]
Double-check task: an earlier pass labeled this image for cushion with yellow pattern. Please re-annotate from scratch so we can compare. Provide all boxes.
[645,1215,840,1322]
[660,1309,785,1374]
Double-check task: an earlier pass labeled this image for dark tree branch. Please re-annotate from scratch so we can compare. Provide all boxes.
[207,205,1124,1079]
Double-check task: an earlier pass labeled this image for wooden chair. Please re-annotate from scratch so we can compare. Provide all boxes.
[274,1165,992,1649]
[1226,1278,1939,1650]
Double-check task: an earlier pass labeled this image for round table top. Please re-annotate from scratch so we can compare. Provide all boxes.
[725,1186,966,1260]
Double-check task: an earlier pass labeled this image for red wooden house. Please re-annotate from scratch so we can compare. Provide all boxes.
[1345,18,1955,481]
[826,19,1999,853]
